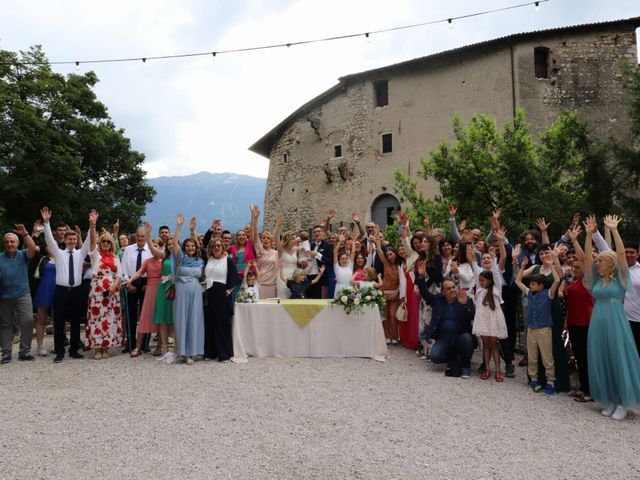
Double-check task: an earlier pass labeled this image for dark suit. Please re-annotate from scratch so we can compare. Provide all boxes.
[204,257,240,361]
[308,239,332,298]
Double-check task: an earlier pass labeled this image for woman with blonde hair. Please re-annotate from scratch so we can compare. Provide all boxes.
[583,214,640,421]
[275,213,302,298]
[85,212,123,359]
[250,204,278,298]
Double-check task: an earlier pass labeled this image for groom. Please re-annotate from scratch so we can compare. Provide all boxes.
[307,225,332,299]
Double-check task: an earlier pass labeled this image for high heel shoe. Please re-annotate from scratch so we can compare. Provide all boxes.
[495,371,504,382]
[130,348,142,358]
[480,370,490,380]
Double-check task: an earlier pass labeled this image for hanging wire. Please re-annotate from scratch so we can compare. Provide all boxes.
[2,0,549,67]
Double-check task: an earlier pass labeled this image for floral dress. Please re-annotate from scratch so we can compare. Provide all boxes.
[85,249,123,348]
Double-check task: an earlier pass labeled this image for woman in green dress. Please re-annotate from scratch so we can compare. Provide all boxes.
[144,222,174,362]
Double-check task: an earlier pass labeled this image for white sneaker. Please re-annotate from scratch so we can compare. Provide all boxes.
[37,346,48,357]
[601,404,616,417]
[612,405,628,421]
[163,352,176,364]
[186,357,194,365]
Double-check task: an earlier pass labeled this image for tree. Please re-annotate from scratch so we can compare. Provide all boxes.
[0,45,154,234]
[394,109,608,239]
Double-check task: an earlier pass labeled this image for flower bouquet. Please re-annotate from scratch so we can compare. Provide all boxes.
[236,286,257,303]
[332,285,385,315]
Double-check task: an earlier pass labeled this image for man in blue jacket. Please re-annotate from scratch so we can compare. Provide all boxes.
[415,261,476,378]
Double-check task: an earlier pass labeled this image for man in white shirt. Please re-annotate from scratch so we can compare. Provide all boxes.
[41,207,93,363]
[120,228,152,353]
[624,241,640,356]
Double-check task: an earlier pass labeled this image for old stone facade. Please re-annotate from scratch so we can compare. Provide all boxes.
[250,18,640,232]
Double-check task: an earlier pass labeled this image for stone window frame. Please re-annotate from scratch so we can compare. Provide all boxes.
[333,144,343,159]
[380,132,393,154]
[534,46,550,79]
[374,79,389,107]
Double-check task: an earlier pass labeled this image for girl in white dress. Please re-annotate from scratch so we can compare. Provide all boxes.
[333,232,357,298]
[274,213,303,298]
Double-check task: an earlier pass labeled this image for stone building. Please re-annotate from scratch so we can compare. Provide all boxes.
[250,18,640,231]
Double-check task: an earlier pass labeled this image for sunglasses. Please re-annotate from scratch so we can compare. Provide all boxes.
[101,240,112,245]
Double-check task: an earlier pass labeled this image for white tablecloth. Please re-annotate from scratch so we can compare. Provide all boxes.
[231,303,388,362]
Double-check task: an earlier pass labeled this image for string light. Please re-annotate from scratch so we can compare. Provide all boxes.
[3,0,550,68]
[75,61,79,71]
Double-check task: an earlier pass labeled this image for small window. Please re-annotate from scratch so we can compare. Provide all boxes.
[381,133,393,154]
[375,80,388,107]
[334,145,342,158]
[534,47,550,79]
[283,153,288,163]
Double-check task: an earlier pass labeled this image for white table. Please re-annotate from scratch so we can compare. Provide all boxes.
[231,303,388,362]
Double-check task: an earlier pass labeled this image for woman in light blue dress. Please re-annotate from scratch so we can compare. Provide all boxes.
[171,214,205,364]
[583,214,640,421]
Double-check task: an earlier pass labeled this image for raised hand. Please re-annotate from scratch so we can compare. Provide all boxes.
[512,243,522,259]
[176,213,185,226]
[32,220,43,236]
[251,205,260,218]
[351,212,361,223]
[567,225,582,241]
[536,217,550,232]
[448,205,457,218]
[276,213,285,226]
[570,212,581,228]
[143,221,152,235]
[423,216,430,229]
[190,216,197,231]
[521,256,529,268]
[74,225,82,236]
[112,218,120,235]
[603,214,620,229]
[493,208,502,220]
[14,224,28,236]
[458,219,468,231]
[326,208,336,219]
[582,214,597,234]
[495,225,507,242]
[88,209,99,226]
[457,288,468,305]
[338,233,346,243]
[40,206,52,222]
[398,211,408,225]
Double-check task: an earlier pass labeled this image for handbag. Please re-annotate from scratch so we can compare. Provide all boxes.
[165,283,176,301]
[395,302,407,322]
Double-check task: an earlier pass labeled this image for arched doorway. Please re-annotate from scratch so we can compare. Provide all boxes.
[370,193,401,229]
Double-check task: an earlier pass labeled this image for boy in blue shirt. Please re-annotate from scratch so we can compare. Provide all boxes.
[515,255,560,395]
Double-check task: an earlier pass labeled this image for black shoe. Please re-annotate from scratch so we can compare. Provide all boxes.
[69,351,84,359]
[1,354,11,364]
[18,354,35,361]
[505,363,516,378]
[477,362,486,374]
[64,338,70,347]
[121,348,131,354]
[53,354,64,363]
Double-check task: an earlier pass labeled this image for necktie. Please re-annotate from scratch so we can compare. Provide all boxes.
[68,251,75,286]
[136,248,143,271]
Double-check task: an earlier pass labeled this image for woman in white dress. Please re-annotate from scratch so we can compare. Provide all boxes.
[274,213,302,298]
[333,232,357,298]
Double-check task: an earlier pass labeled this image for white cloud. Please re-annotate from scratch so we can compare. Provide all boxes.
[2,0,638,179]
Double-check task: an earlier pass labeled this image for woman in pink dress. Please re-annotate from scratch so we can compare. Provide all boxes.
[85,210,123,360]
[250,204,278,298]
[126,231,163,357]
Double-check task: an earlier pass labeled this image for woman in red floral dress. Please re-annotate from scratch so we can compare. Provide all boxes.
[85,211,123,359]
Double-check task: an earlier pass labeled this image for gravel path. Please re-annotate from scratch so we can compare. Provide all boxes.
[1,341,639,480]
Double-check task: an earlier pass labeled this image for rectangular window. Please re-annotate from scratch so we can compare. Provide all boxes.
[334,145,342,158]
[375,80,388,107]
[381,133,393,154]
[534,47,549,79]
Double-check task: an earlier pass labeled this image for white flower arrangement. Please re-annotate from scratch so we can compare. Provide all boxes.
[236,286,257,303]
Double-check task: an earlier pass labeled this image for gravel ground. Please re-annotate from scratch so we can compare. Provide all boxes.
[1,340,639,480]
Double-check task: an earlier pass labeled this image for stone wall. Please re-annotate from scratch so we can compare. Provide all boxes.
[261,22,638,233]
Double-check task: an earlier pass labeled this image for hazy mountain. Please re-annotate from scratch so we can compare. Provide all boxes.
[143,172,266,234]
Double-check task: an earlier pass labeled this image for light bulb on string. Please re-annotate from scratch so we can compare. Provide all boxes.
[534,2,540,12]
[365,32,371,44]
[142,57,147,65]
[211,52,217,60]
[75,61,80,71]
[448,18,453,30]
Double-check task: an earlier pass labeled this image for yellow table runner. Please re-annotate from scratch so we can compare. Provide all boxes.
[258,299,332,328]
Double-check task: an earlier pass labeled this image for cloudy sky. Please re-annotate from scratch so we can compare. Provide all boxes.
[1,0,638,179]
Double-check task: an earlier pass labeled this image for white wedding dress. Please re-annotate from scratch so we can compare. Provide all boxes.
[276,250,299,299]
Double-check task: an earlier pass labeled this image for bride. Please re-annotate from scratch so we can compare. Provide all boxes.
[274,213,303,298]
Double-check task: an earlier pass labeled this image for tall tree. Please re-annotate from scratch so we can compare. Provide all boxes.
[0,45,154,233]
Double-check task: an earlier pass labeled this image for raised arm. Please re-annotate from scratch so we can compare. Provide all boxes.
[604,225,612,249]
[582,214,596,279]
[494,225,507,272]
[447,205,461,242]
[14,224,37,258]
[88,209,98,253]
[352,212,365,239]
[604,215,628,280]
[40,207,61,262]
[172,214,184,256]
[567,225,585,262]
[323,209,336,236]
[536,217,551,245]
[189,216,198,244]
[546,250,561,298]
[515,256,530,295]
[274,213,284,254]
[143,222,165,258]
[249,204,262,251]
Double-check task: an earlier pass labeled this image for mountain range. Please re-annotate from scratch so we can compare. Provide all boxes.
[143,172,266,234]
